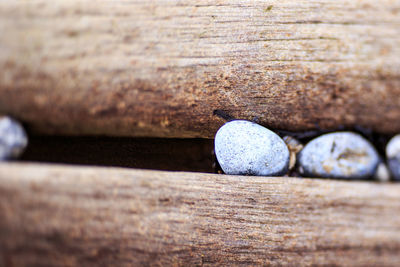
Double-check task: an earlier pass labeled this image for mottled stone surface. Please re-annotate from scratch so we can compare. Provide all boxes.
[386,135,400,181]
[298,132,379,179]
[214,120,289,176]
[0,116,28,160]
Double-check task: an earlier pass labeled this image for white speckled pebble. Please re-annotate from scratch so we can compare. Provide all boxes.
[298,132,379,179]
[214,120,289,176]
[386,134,400,180]
[0,117,28,160]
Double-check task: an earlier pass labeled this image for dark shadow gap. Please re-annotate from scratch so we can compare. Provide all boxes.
[20,136,215,173]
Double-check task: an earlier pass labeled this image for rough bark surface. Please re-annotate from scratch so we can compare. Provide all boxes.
[1,162,400,266]
[0,1,400,138]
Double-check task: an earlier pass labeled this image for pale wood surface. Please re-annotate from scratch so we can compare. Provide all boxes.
[1,162,400,266]
[1,1,400,138]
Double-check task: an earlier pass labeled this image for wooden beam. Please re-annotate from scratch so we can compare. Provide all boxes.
[1,162,400,265]
[0,1,400,138]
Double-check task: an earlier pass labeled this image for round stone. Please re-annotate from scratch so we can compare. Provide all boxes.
[298,132,379,179]
[386,134,400,180]
[0,116,28,160]
[214,120,289,176]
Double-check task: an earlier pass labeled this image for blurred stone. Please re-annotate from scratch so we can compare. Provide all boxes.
[386,134,400,181]
[374,162,391,182]
[0,116,28,160]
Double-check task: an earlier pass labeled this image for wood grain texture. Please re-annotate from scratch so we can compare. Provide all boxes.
[1,162,400,266]
[1,1,400,138]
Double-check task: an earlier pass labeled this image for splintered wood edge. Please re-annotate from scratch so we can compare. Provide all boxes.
[1,162,400,266]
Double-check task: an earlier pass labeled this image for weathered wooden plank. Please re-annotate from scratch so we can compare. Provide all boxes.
[0,1,400,138]
[1,162,400,266]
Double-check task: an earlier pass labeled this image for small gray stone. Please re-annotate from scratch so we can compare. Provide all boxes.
[0,116,28,160]
[214,120,289,176]
[298,132,379,179]
[386,134,400,181]
[374,162,391,182]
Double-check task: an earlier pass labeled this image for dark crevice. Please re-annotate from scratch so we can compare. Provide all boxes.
[17,118,392,176]
[20,135,214,173]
